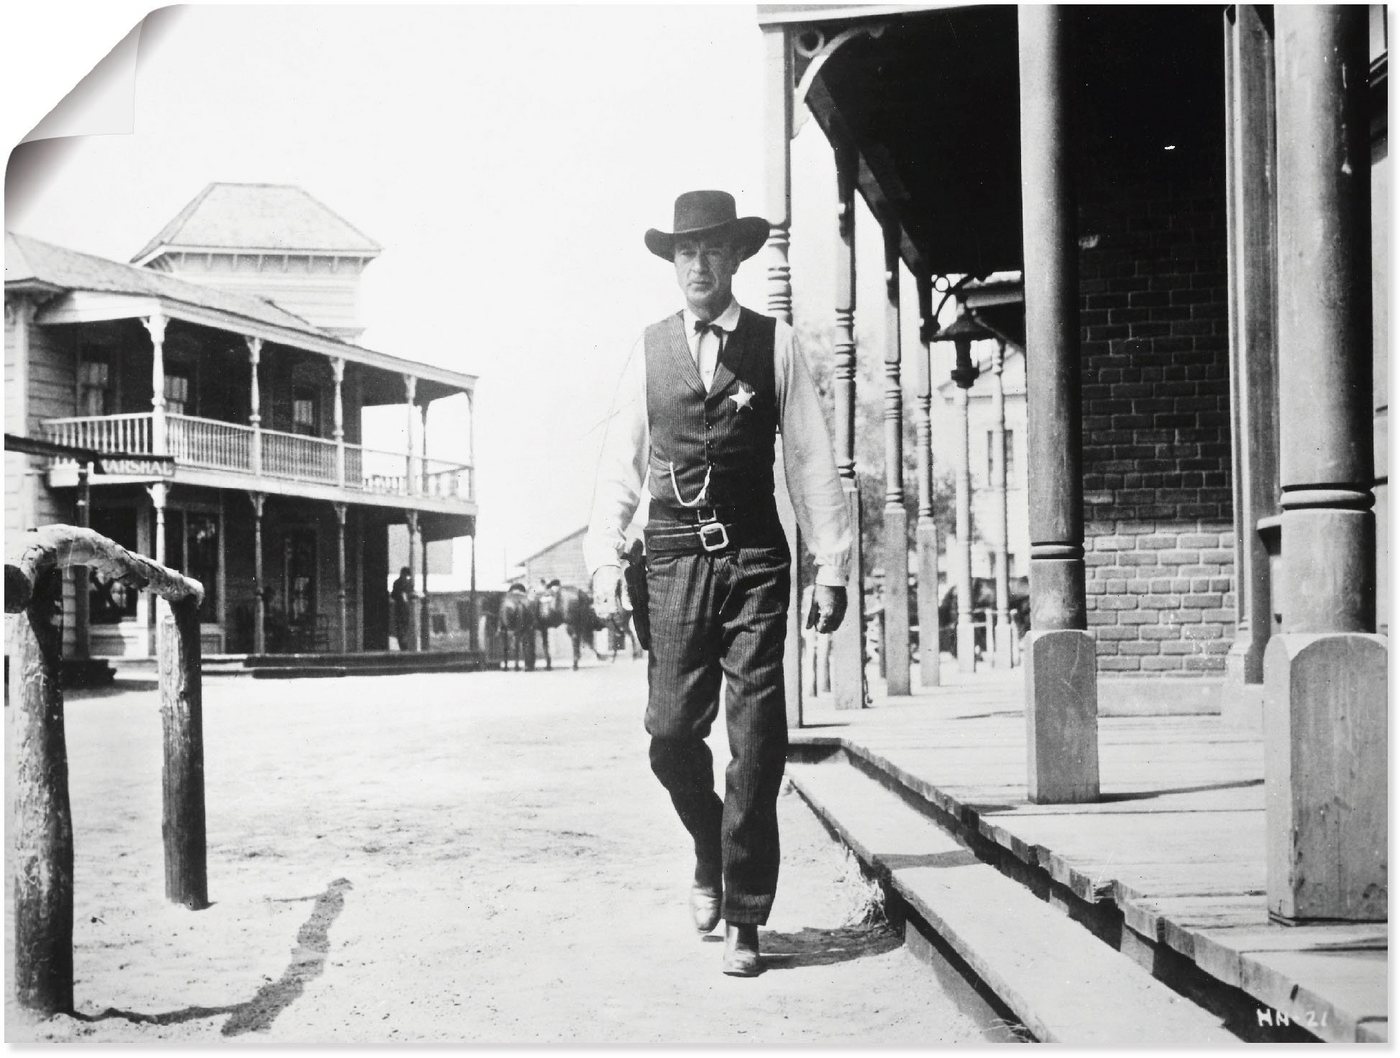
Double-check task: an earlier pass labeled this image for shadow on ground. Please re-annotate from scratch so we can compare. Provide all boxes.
[75,877,352,1037]
[759,923,902,971]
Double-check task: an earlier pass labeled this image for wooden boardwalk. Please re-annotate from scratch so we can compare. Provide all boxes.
[795,668,1388,1044]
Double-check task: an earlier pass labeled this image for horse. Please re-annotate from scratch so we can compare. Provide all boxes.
[496,584,538,671]
[535,580,606,670]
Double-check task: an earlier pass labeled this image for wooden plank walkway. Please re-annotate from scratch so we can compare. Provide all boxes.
[795,668,1388,1044]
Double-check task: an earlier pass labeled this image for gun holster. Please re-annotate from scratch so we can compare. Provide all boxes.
[622,538,651,652]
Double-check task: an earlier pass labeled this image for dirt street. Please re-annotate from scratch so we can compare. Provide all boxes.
[7,657,1021,1044]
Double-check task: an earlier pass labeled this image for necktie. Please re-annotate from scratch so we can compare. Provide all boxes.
[692,320,723,388]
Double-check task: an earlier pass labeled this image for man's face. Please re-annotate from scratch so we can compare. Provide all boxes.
[673,235,740,319]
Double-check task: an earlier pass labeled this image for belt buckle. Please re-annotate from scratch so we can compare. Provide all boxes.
[698,521,729,552]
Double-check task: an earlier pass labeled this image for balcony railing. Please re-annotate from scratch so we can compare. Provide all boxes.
[262,429,337,483]
[39,413,474,504]
[43,413,151,456]
[168,414,254,473]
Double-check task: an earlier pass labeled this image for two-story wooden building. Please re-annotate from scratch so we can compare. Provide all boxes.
[5,184,478,659]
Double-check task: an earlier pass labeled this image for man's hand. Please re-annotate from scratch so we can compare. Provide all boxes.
[805,585,847,634]
[591,565,623,621]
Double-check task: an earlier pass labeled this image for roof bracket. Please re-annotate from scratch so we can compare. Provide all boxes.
[791,22,889,139]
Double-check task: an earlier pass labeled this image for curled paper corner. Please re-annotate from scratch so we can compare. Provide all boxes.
[20,6,182,146]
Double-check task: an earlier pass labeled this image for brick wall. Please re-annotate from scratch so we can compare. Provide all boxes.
[1077,163,1235,677]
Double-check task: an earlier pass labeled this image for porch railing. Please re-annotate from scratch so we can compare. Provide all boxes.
[355,444,411,495]
[42,413,152,456]
[261,429,338,483]
[167,414,254,473]
[40,414,474,503]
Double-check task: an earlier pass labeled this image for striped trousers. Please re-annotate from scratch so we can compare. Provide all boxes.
[643,539,791,925]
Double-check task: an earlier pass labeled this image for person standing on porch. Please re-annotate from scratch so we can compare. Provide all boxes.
[586,190,851,976]
[390,566,413,650]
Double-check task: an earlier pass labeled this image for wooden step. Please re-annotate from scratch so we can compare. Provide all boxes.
[787,759,1242,1046]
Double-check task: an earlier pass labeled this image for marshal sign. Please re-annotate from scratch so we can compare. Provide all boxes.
[98,456,176,478]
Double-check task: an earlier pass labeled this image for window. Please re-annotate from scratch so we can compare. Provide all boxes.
[456,600,474,629]
[292,386,319,436]
[165,371,190,416]
[78,357,110,416]
[431,613,448,635]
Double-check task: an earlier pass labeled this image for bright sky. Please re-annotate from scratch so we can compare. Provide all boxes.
[5,2,926,584]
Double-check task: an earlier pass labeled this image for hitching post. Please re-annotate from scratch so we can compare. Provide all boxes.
[6,525,208,1015]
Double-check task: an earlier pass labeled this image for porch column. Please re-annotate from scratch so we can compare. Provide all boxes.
[468,526,479,653]
[8,299,36,535]
[419,400,431,496]
[72,462,92,659]
[1018,4,1100,803]
[147,482,168,656]
[763,21,802,725]
[990,340,1013,668]
[419,522,431,651]
[405,511,422,651]
[246,337,263,478]
[249,492,266,654]
[466,391,477,500]
[333,502,348,653]
[1267,4,1384,922]
[144,314,168,456]
[403,375,418,495]
[10,297,34,437]
[419,401,433,648]
[830,143,865,710]
[950,334,978,674]
[881,225,910,695]
[332,357,347,488]
[914,276,941,686]
[1222,4,1279,717]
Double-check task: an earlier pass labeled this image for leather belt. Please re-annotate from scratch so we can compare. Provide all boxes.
[644,518,785,556]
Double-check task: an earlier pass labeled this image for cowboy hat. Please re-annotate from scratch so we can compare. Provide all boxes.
[644,190,770,262]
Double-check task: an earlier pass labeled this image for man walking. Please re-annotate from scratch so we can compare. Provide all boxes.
[587,190,851,976]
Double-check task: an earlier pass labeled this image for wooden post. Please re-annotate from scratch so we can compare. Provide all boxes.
[468,524,479,654]
[419,514,431,652]
[881,225,910,696]
[1222,4,1279,716]
[334,502,348,653]
[764,22,803,725]
[158,595,208,909]
[990,341,1013,668]
[951,340,977,673]
[246,337,263,478]
[6,526,208,1014]
[831,143,865,710]
[148,483,167,657]
[914,276,941,687]
[72,463,91,659]
[1019,5,1100,804]
[406,511,422,651]
[8,567,74,1015]
[332,357,347,488]
[1266,4,1385,922]
[250,491,266,654]
[144,314,168,456]
[403,375,418,495]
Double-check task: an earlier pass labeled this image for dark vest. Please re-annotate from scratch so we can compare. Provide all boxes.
[645,307,779,510]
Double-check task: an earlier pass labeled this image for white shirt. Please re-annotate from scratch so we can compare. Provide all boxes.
[585,299,852,587]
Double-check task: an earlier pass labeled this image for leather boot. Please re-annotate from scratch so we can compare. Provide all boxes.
[722,922,760,976]
[689,883,722,934]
